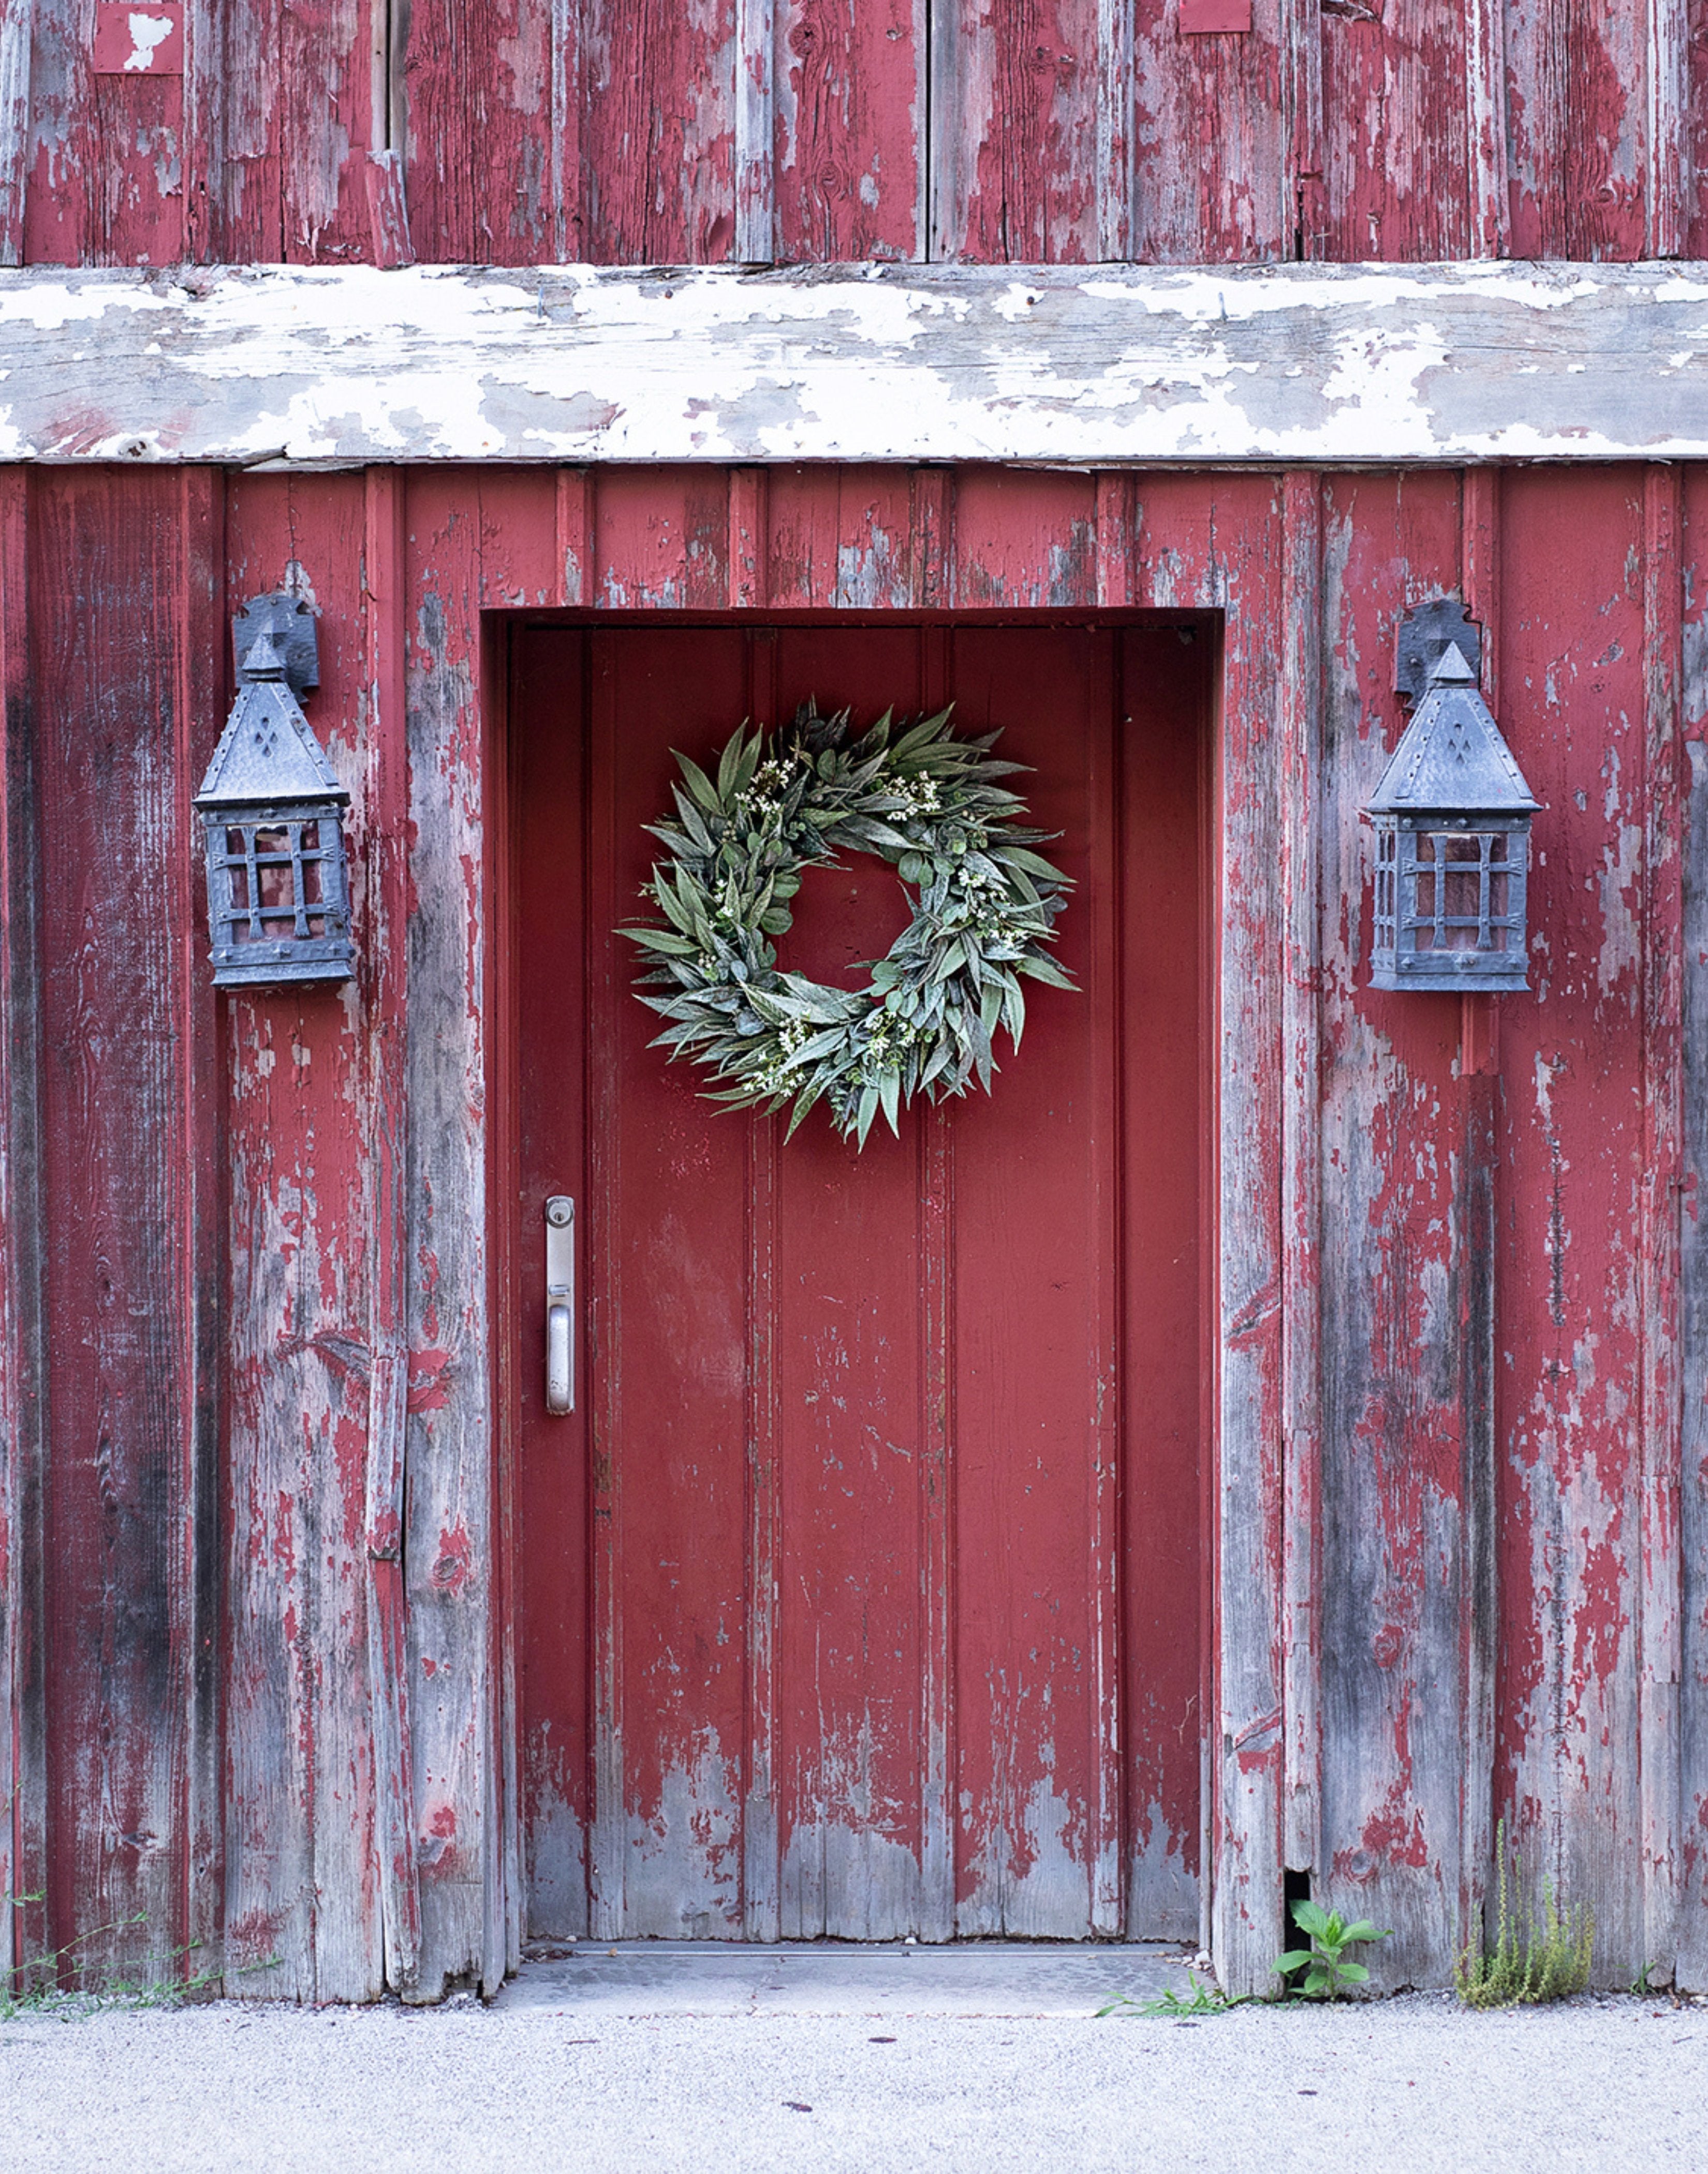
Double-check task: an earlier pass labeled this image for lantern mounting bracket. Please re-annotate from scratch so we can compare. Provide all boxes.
[232,589,319,699]
[1394,596,1482,708]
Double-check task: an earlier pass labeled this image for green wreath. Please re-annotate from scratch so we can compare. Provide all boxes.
[623,701,1074,1148]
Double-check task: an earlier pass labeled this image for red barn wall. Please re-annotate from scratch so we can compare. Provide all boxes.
[2,1,1706,272]
[2,0,1707,2003]
[3,458,1706,1998]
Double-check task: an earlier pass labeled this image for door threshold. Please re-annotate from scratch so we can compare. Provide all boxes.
[499,1942,1200,2018]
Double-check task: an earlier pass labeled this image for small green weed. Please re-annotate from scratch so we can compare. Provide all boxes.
[3,1892,230,2018]
[1455,1823,1594,2009]
[1096,1971,1250,2020]
[1273,1899,1391,2000]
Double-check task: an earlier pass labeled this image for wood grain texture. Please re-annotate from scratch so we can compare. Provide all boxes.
[1639,461,1684,1975]
[217,0,382,262]
[27,469,216,1986]
[1130,0,1288,262]
[930,0,1103,262]
[1316,469,1485,1987]
[402,0,557,264]
[581,0,738,261]
[222,475,403,2003]
[1505,0,1647,259]
[1278,468,1321,1882]
[359,467,420,1993]
[6,0,1708,268]
[9,456,1708,1999]
[0,463,38,1984]
[20,263,1708,472]
[773,0,921,261]
[0,0,31,265]
[1320,1,1471,260]
[1457,463,1501,1971]
[1465,0,1512,258]
[405,474,504,1997]
[1127,472,1292,1997]
[1494,467,1650,1981]
[1677,460,1708,1990]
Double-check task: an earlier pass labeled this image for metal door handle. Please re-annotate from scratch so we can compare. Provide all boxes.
[546,1195,575,1414]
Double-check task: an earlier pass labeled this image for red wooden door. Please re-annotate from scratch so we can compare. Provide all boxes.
[510,620,1206,1942]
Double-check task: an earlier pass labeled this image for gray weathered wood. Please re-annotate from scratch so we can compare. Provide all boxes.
[1640,462,1685,1975]
[1676,468,1708,1989]
[0,0,31,267]
[404,497,504,2000]
[8,262,1708,467]
[1278,468,1322,1884]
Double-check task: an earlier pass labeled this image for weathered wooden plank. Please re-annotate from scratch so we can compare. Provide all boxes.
[0,0,31,265]
[1639,461,1684,1975]
[1677,461,1708,1991]
[1130,473,1289,1995]
[220,0,384,262]
[1465,0,1511,258]
[929,0,1105,263]
[1278,467,1321,1882]
[582,0,737,261]
[29,471,203,1986]
[951,468,1095,606]
[173,464,225,1989]
[222,476,388,2003]
[595,468,731,608]
[1131,0,1289,261]
[404,473,504,1996]
[360,466,420,1993]
[728,467,768,608]
[1505,0,1647,260]
[1495,467,1648,1982]
[773,0,922,262]
[1645,0,1689,258]
[1315,468,1471,1989]
[1320,2,1474,261]
[15,263,1708,469]
[1457,463,1501,1974]
[20,0,97,262]
[401,1,554,264]
[765,467,921,608]
[734,0,774,262]
[0,461,39,1985]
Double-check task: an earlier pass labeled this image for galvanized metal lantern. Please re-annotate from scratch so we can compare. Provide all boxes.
[195,593,356,989]
[1365,603,1540,994]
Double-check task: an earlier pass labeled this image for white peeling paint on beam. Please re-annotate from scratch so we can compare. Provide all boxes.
[3,262,1708,466]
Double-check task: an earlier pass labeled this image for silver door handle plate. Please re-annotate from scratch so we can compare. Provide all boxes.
[546,1194,575,1414]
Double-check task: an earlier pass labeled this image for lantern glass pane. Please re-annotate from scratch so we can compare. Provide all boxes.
[1406,830,1519,959]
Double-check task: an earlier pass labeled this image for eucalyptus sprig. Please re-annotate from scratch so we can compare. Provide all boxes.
[622,700,1074,1147]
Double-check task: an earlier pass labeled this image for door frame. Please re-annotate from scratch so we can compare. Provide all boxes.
[487,604,1269,1962]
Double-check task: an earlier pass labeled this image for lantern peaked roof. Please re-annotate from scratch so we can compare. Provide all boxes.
[1365,644,1540,816]
[195,631,349,810]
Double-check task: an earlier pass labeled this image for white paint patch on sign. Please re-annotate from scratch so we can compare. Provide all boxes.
[1,260,1707,465]
[91,3,184,77]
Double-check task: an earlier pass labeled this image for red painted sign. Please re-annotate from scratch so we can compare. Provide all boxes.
[91,3,183,76]
[1179,0,1252,31]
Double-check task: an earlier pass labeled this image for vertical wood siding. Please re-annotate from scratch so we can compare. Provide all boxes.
[2,3,1702,267]
[3,458,1705,1995]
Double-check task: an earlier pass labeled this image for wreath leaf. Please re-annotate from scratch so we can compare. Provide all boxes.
[621,700,1076,1146]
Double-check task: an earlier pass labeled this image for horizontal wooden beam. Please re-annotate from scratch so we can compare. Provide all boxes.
[6,262,1708,467]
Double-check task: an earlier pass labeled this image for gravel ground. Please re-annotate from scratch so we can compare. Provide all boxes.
[2,1966,1704,2173]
